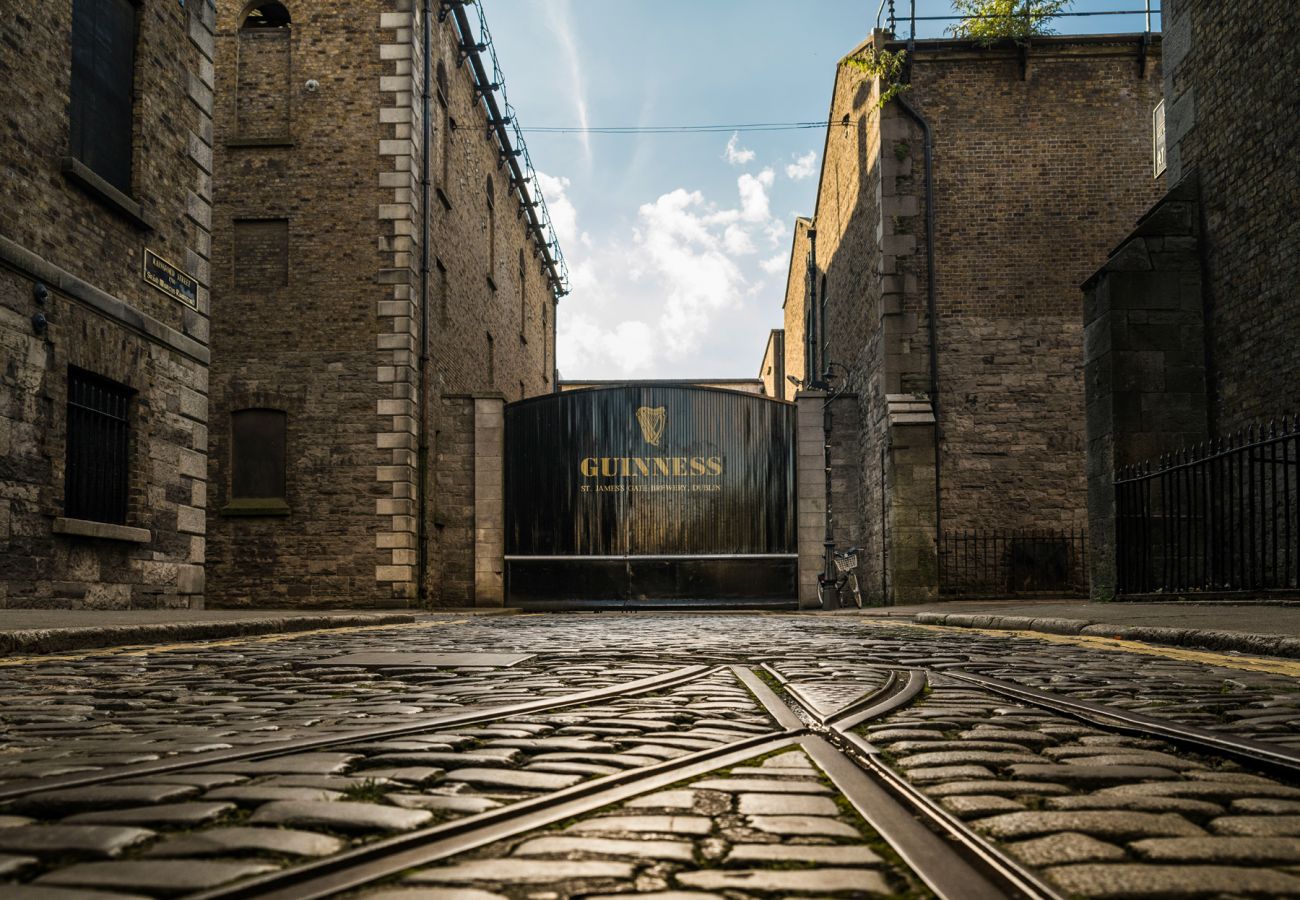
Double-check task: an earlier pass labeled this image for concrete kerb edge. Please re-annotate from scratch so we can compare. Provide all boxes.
[0,613,422,656]
[909,612,1300,660]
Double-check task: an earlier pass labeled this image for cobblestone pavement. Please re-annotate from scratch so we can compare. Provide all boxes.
[1,613,1299,898]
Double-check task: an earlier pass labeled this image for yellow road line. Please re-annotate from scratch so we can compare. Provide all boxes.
[0,619,464,668]
[890,621,1300,678]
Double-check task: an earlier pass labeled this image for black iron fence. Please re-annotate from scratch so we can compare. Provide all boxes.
[1115,421,1300,596]
[940,529,1088,597]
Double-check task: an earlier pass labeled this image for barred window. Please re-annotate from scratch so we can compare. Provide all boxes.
[69,0,138,194]
[65,368,133,525]
[231,409,287,500]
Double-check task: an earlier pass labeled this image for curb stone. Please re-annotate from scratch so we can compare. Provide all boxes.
[0,614,421,656]
[907,613,1300,661]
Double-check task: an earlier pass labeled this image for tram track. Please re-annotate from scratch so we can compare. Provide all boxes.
[7,651,1300,899]
[942,668,1300,779]
[195,664,1026,900]
[0,664,712,802]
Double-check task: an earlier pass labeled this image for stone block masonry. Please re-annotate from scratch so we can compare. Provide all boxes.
[786,32,1164,601]
[206,0,559,608]
[0,0,215,609]
[1160,0,1298,434]
[1081,0,1296,598]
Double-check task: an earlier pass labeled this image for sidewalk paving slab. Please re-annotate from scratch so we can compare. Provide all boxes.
[856,599,1300,660]
[0,609,518,656]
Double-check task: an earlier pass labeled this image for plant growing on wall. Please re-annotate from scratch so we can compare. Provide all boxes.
[841,48,910,109]
[947,0,1071,43]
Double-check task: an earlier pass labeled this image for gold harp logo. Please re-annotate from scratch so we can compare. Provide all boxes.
[635,406,667,447]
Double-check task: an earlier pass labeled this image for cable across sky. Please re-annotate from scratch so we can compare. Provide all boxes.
[520,121,843,135]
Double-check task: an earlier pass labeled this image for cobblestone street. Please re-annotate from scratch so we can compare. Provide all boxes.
[1,614,1299,898]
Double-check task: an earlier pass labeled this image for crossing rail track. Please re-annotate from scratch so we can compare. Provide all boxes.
[3,638,1300,899]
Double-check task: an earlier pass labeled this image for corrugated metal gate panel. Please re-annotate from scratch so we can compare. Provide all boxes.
[504,385,797,607]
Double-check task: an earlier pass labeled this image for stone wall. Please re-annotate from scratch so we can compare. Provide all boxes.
[206,0,559,608]
[1082,182,1208,598]
[780,219,813,402]
[758,330,784,398]
[789,33,1163,602]
[1161,0,1299,432]
[907,39,1164,539]
[0,0,214,609]
[431,395,475,605]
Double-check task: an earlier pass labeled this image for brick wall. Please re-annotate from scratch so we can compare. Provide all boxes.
[1161,0,1299,432]
[780,219,812,402]
[909,40,1164,536]
[207,0,558,608]
[431,394,475,606]
[0,0,214,609]
[790,34,1163,601]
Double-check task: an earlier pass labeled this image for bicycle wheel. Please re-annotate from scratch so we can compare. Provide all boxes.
[848,572,863,609]
[816,577,835,610]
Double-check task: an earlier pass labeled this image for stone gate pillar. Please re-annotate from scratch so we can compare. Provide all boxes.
[795,391,828,609]
[473,395,506,607]
[1082,183,1208,599]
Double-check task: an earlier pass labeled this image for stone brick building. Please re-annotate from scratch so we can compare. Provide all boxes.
[207,0,563,608]
[784,31,1164,602]
[0,0,215,609]
[758,330,785,398]
[779,218,814,402]
[1084,0,1298,597]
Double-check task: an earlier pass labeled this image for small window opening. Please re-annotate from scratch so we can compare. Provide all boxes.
[242,3,291,28]
[231,408,287,500]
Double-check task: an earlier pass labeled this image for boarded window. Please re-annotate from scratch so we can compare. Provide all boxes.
[69,0,137,194]
[518,249,527,337]
[237,4,292,140]
[233,219,289,288]
[65,368,132,524]
[436,61,450,191]
[437,258,448,326]
[486,176,496,282]
[231,409,287,499]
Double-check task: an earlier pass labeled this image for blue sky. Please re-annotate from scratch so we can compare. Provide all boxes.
[484,1,1161,381]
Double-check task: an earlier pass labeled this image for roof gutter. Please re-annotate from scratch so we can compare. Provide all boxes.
[448,3,566,300]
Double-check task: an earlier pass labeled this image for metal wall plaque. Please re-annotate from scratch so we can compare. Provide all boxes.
[142,249,198,308]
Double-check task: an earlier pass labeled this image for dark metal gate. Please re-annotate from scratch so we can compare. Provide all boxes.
[504,385,797,609]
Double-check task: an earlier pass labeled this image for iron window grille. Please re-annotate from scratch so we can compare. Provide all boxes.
[65,368,133,525]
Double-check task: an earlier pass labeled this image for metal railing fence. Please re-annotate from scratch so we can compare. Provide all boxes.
[1116,420,1300,596]
[940,528,1088,597]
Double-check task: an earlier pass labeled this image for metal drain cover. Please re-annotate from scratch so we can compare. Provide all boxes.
[316,652,534,667]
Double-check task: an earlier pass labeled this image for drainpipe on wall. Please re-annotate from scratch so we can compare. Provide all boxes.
[416,0,433,607]
[895,93,943,588]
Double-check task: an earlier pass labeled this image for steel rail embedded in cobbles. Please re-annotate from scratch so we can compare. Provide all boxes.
[187,730,799,900]
[0,664,711,802]
[944,668,1300,779]
[745,664,1063,900]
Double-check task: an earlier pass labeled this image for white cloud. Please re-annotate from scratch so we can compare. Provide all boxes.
[559,314,655,375]
[534,171,578,248]
[543,1,592,163]
[723,224,755,256]
[723,132,756,165]
[737,168,774,222]
[760,252,789,275]
[551,155,789,377]
[786,150,818,180]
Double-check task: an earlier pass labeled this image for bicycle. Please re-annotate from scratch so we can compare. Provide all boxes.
[817,547,863,609]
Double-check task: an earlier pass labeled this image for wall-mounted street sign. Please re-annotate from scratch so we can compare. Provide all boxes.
[504,384,797,608]
[142,249,198,309]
